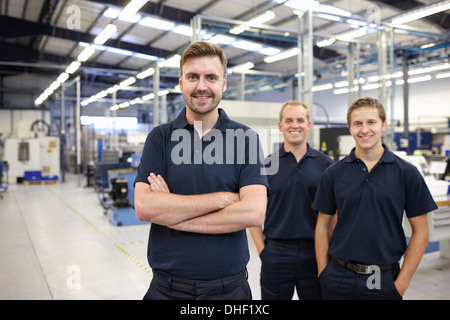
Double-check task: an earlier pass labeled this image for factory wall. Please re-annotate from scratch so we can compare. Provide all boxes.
[245,76,450,129]
[1,75,449,141]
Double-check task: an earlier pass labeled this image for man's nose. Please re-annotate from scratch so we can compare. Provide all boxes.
[196,76,208,91]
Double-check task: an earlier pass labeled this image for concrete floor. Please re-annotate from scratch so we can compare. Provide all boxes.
[1,173,449,300]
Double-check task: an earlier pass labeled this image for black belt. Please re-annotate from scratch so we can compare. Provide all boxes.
[331,256,398,275]
[152,270,247,294]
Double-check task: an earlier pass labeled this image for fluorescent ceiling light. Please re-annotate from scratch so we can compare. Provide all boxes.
[119,0,148,19]
[230,25,248,35]
[65,61,81,74]
[420,42,436,49]
[408,63,449,75]
[142,93,155,101]
[315,4,352,17]
[96,90,108,99]
[333,87,349,95]
[172,25,193,36]
[49,81,61,91]
[407,75,432,83]
[232,40,263,51]
[312,83,333,92]
[346,19,368,27]
[159,54,181,68]
[106,85,119,94]
[362,83,381,91]
[77,46,96,62]
[104,8,120,19]
[249,10,275,26]
[134,53,158,60]
[334,80,349,88]
[94,24,117,45]
[259,47,281,56]
[43,88,53,96]
[338,27,368,40]
[333,86,359,95]
[137,67,155,79]
[57,72,69,84]
[316,37,336,48]
[75,42,107,53]
[107,47,133,56]
[279,0,320,11]
[231,10,275,34]
[229,62,254,73]
[119,12,141,23]
[367,71,403,82]
[209,34,235,45]
[436,72,450,79]
[139,16,175,31]
[316,13,341,22]
[119,76,136,88]
[264,47,299,63]
[392,1,450,26]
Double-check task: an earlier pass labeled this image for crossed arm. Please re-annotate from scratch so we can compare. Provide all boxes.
[134,173,267,234]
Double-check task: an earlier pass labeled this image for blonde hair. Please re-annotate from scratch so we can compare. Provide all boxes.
[279,100,310,121]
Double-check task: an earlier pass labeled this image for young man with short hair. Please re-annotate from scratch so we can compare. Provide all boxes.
[250,101,333,300]
[134,41,268,300]
[313,97,437,300]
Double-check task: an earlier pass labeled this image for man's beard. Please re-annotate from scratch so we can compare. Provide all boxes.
[184,90,221,115]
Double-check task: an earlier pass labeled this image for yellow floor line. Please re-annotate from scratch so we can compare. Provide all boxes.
[46,186,151,275]
[115,242,152,276]
[66,204,105,234]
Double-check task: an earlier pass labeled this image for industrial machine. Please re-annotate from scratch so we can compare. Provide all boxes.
[3,120,59,184]
[106,167,147,227]
[0,161,8,199]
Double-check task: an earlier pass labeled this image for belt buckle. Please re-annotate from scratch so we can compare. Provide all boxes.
[355,264,371,274]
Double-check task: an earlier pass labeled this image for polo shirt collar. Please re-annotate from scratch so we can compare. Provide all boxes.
[345,144,396,163]
[173,107,233,133]
[278,143,317,159]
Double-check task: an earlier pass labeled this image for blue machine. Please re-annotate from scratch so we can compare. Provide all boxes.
[394,131,432,155]
[0,161,8,199]
[106,167,147,227]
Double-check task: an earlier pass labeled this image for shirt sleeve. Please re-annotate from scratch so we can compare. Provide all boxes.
[404,165,438,218]
[134,127,166,186]
[237,129,269,190]
[312,166,337,215]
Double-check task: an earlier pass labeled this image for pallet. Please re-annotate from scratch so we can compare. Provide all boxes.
[23,180,59,185]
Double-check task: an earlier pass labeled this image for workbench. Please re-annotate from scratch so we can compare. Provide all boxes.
[404,194,450,259]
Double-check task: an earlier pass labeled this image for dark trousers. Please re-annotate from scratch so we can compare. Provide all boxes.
[260,238,321,300]
[319,258,403,300]
[143,270,252,300]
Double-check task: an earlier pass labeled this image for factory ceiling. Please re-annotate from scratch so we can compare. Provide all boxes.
[0,0,449,109]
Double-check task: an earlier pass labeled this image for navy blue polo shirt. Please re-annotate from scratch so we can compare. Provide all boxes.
[134,107,268,280]
[312,145,438,265]
[264,143,334,240]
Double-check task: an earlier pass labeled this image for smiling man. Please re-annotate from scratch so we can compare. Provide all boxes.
[134,41,268,300]
[313,97,437,300]
[249,101,333,300]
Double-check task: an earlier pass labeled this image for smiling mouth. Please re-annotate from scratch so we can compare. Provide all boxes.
[359,135,373,141]
[193,95,211,99]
